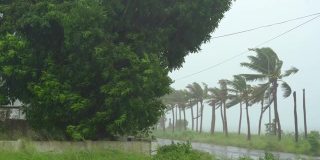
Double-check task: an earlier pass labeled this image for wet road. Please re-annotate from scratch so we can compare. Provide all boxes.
[152,139,320,160]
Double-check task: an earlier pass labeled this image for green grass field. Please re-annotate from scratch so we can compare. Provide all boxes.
[153,130,318,156]
[0,150,151,160]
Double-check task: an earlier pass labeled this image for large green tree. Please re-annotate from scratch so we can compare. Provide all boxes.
[0,0,232,139]
[241,47,298,140]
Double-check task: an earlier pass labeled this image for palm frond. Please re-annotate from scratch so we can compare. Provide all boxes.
[281,67,299,78]
[226,96,241,108]
[240,74,268,81]
[281,81,292,98]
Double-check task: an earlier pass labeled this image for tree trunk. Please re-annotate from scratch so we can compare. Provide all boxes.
[211,100,216,134]
[246,100,251,140]
[172,106,175,133]
[269,100,272,124]
[183,107,186,130]
[293,91,298,142]
[190,100,194,131]
[163,116,166,132]
[179,106,182,121]
[258,100,264,136]
[200,101,204,133]
[303,89,308,138]
[238,102,242,135]
[196,101,199,132]
[273,81,281,140]
[223,100,228,137]
[175,106,178,130]
[220,102,225,134]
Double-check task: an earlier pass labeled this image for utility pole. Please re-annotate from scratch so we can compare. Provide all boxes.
[303,89,307,138]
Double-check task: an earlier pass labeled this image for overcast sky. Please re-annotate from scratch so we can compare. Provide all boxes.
[167,0,320,133]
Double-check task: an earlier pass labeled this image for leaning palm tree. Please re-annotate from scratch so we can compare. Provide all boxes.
[241,47,299,140]
[219,80,229,136]
[186,82,208,133]
[207,87,223,135]
[186,83,200,132]
[161,88,181,132]
[174,89,189,131]
[250,84,274,136]
[227,75,253,140]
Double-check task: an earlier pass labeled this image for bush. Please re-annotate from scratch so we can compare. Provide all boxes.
[260,152,277,160]
[153,142,214,160]
[307,131,320,155]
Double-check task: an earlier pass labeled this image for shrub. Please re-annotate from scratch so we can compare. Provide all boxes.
[153,142,214,160]
[307,131,320,155]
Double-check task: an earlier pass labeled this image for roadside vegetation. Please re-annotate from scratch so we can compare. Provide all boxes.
[154,130,320,156]
[0,150,150,160]
[0,142,283,160]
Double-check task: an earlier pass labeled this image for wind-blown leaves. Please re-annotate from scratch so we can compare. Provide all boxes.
[281,82,292,98]
[240,74,269,82]
[281,67,299,78]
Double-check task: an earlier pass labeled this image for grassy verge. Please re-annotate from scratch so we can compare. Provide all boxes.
[0,150,151,160]
[153,130,317,156]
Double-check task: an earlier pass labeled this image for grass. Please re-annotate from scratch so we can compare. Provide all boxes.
[0,150,151,160]
[153,130,317,156]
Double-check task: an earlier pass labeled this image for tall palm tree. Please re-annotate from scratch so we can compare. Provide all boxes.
[241,47,299,140]
[174,89,189,130]
[161,88,179,132]
[219,80,229,136]
[186,82,208,133]
[207,87,223,135]
[250,84,274,136]
[227,75,253,140]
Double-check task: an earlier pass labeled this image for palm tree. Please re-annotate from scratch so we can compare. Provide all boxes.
[250,84,274,136]
[161,88,179,132]
[186,82,208,133]
[186,83,199,132]
[227,75,253,140]
[241,47,299,140]
[174,89,189,130]
[219,80,229,136]
[207,87,223,135]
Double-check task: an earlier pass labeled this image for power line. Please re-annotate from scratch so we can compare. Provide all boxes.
[174,15,320,82]
[212,12,320,39]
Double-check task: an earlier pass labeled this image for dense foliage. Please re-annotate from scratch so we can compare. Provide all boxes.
[0,0,232,139]
[153,142,214,160]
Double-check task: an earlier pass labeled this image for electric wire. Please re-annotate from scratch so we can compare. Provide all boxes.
[174,15,320,82]
[212,12,320,39]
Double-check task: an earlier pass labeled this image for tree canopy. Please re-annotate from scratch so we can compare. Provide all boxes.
[0,0,232,139]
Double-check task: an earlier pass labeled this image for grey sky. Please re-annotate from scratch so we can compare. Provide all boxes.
[167,0,320,133]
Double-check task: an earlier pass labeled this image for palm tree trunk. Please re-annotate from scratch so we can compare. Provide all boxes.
[200,101,204,133]
[293,91,298,142]
[273,82,281,140]
[179,106,182,121]
[220,102,225,134]
[238,102,242,135]
[303,89,307,138]
[183,107,186,130]
[196,101,199,132]
[163,116,166,132]
[223,100,228,137]
[172,106,175,133]
[258,100,264,136]
[246,100,251,140]
[190,101,194,131]
[175,106,178,130]
[211,100,216,134]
